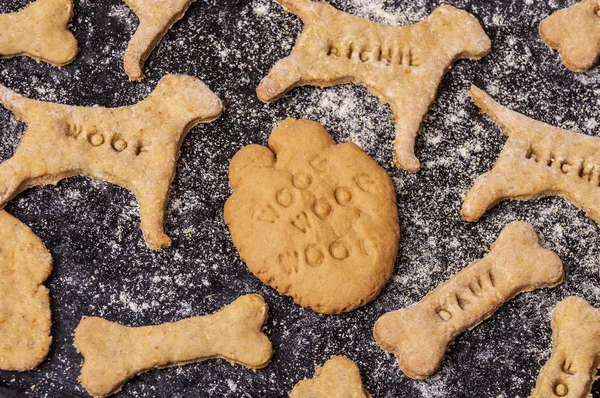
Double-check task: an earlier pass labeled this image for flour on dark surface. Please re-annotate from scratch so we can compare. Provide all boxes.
[0,0,598,397]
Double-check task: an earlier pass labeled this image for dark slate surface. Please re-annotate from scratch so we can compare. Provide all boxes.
[0,0,599,397]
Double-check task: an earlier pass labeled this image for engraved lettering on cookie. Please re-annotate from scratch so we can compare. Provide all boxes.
[256,205,280,223]
[305,245,324,266]
[530,297,600,398]
[291,211,311,233]
[540,0,600,72]
[374,222,563,379]
[462,86,600,226]
[313,199,332,219]
[329,242,349,260]
[278,250,300,274]
[74,295,273,397]
[335,187,352,205]
[309,154,329,171]
[0,75,223,250]
[276,188,294,207]
[292,173,312,189]
[354,173,377,192]
[257,1,491,172]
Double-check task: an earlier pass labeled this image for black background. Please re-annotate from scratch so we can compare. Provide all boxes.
[1,0,599,397]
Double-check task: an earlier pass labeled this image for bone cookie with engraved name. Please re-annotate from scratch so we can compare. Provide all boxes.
[374,221,563,379]
[290,356,372,398]
[74,294,272,397]
[462,86,600,225]
[539,0,600,72]
[0,0,77,66]
[224,118,400,314]
[0,211,52,371]
[123,0,195,80]
[530,297,600,398]
[257,0,491,172]
[0,74,222,250]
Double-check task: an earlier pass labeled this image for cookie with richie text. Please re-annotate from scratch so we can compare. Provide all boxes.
[0,0,78,66]
[225,118,399,314]
[0,211,52,371]
[0,74,222,250]
[258,0,491,172]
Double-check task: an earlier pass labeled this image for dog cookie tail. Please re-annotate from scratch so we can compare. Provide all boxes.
[469,85,537,139]
[257,55,303,102]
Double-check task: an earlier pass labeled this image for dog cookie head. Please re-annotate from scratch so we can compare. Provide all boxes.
[225,118,399,314]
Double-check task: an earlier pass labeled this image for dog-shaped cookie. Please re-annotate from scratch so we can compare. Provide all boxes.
[0,74,223,250]
[258,0,491,172]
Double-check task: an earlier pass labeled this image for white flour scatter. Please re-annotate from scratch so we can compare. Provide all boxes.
[0,0,599,397]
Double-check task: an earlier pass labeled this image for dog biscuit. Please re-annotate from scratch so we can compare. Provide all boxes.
[0,0,77,66]
[75,294,272,397]
[373,221,563,379]
[462,86,600,226]
[0,211,52,371]
[123,0,195,80]
[290,356,371,398]
[224,118,399,314]
[530,297,600,398]
[540,0,600,72]
[0,74,222,250]
[257,0,491,172]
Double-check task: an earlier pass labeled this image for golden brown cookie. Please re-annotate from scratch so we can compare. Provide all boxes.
[0,74,222,250]
[257,0,491,172]
[123,0,195,80]
[374,221,563,379]
[290,356,371,398]
[530,297,600,398]
[462,86,600,225]
[75,294,272,397]
[0,0,78,66]
[0,211,52,371]
[224,118,399,314]
[539,0,600,72]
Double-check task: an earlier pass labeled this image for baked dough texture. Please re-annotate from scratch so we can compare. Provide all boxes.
[374,221,563,379]
[74,294,272,397]
[290,356,371,398]
[530,296,600,398]
[540,0,600,72]
[462,86,600,226]
[224,118,399,314]
[123,0,196,80]
[0,74,223,250]
[257,0,491,172]
[0,0,78,66]
[0,211,52,371]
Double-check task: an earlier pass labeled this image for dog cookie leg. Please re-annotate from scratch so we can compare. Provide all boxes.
[290,356,371,398]
[123,0,195,80]
[530,297,600,398]
[75,294,272,397]
[374,221,563,379]
[462,85,600,224]
[0,0,77,66]
[136,182,171,250]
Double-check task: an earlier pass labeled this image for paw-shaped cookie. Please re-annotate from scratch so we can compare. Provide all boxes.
[224,118,399,314]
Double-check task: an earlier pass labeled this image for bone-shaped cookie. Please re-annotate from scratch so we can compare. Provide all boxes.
[0,74,222,250]
[0,211,52,371]
[0,0,78,66]
[373,221,563,379]
[257,0,491,172]
[75,294,272,397]
[530,297,600,398]
[462,86,600,225]
[539,0,600,72]
[123,0,195,80]
[290,356,371,398]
